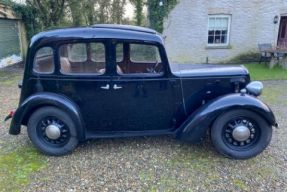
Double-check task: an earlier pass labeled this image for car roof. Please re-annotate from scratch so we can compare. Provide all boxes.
[30,24,164,49]
[92,24,157,34]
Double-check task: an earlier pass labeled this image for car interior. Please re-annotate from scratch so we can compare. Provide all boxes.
[33,42,164,75]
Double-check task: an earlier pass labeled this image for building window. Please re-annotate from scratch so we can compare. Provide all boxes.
[208,15,231,46]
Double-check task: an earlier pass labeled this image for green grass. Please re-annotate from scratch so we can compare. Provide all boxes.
[244,63,287,81]
[0,147,46,192]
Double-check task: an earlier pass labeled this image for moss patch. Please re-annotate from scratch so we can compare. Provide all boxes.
[226,52,261,64]
[0,147,46,192]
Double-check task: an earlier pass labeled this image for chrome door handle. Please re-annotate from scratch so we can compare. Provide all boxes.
[113,84,122,90]
[100,84,110,90]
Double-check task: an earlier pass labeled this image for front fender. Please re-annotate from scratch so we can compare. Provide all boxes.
[177,93,277,143]
[9,92,85,141]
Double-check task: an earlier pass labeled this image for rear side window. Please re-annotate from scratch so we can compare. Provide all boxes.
[33,47,54,74]
[91,43,105,62]
[59,42,106,74]
[68,43,87,62]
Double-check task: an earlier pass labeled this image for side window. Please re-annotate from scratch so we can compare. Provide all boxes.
[130,44,161,63]
[116,43,163,75]
[59,42,106,74]
[33,47,54,74]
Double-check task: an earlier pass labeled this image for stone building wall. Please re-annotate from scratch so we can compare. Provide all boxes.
[163,0,287,64]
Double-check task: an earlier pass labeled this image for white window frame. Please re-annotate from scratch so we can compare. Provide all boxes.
[207,14,231,47]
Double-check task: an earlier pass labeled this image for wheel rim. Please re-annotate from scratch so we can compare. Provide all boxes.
[36,116,70,147]
[222,117,260,150]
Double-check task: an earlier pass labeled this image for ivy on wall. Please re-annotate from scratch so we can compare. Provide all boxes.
[147,0,178,33]
[1,0,40,40]
[11,4,40,40]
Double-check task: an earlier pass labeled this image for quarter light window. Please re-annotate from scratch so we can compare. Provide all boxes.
[33,47,54,74]
[59,43,106,74]
[208,15,231,46]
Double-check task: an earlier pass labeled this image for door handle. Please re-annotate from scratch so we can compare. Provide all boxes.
[113,84,122,90]
[100,84,110,90]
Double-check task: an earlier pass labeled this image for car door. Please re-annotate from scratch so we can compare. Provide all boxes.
[57,40,116,134]
[103,41,183,132]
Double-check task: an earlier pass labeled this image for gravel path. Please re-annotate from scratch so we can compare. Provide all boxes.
[0,65,286,191]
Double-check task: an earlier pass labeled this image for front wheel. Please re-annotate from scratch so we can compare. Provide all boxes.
[211,109,272,159]
[27,106,78,156]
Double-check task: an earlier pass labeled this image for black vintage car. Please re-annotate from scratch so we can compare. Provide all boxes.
[7,24,277,159]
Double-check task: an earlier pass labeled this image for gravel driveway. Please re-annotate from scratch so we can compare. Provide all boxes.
[0,65,286,191]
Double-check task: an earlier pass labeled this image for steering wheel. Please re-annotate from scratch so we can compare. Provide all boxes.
[147,60,160,73]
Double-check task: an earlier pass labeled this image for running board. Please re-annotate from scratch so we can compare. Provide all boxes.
[85,129,175,139]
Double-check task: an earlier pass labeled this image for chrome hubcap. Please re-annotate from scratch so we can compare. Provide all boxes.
[45,124,61,140]
[224,118,258,147]
[232,125,251,142]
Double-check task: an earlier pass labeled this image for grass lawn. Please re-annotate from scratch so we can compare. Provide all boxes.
[244,63,287,81]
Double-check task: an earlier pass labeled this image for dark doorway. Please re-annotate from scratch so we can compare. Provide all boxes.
[278,16,287,49]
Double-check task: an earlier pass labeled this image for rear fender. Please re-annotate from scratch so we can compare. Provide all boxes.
[176,93,277,143]
[9,92,85,141]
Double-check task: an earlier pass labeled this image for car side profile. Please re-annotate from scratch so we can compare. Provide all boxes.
[7,24,277,159]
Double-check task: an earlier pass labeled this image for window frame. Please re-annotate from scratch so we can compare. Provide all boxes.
[207,14,231,47]
[58,41,107,76]
[32,46,55,75]
[114,41,165,77]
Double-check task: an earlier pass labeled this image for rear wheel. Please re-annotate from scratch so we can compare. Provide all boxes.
[211,109,272,159]
[27,106,78,156]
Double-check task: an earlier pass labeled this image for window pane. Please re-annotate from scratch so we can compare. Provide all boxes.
[116,43,124,62]
[209,18,215,29]
[215,30,221,35]
[208,36,214,44]
[33,47,54,73]
[68,43,87,62]
[221,35,227,44]
[215,35,221,43]
[208,30,215,36]
[91,43,105,62]
[60,43,105,74]
[221,18,228,30]
[214,18,221,28]
[130,44,161,63]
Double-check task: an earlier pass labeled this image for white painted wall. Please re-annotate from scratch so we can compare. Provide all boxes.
[163,0,287,64]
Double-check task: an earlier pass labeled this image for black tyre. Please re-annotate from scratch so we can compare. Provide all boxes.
[211,109,272,159]
[27,106,78,156]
